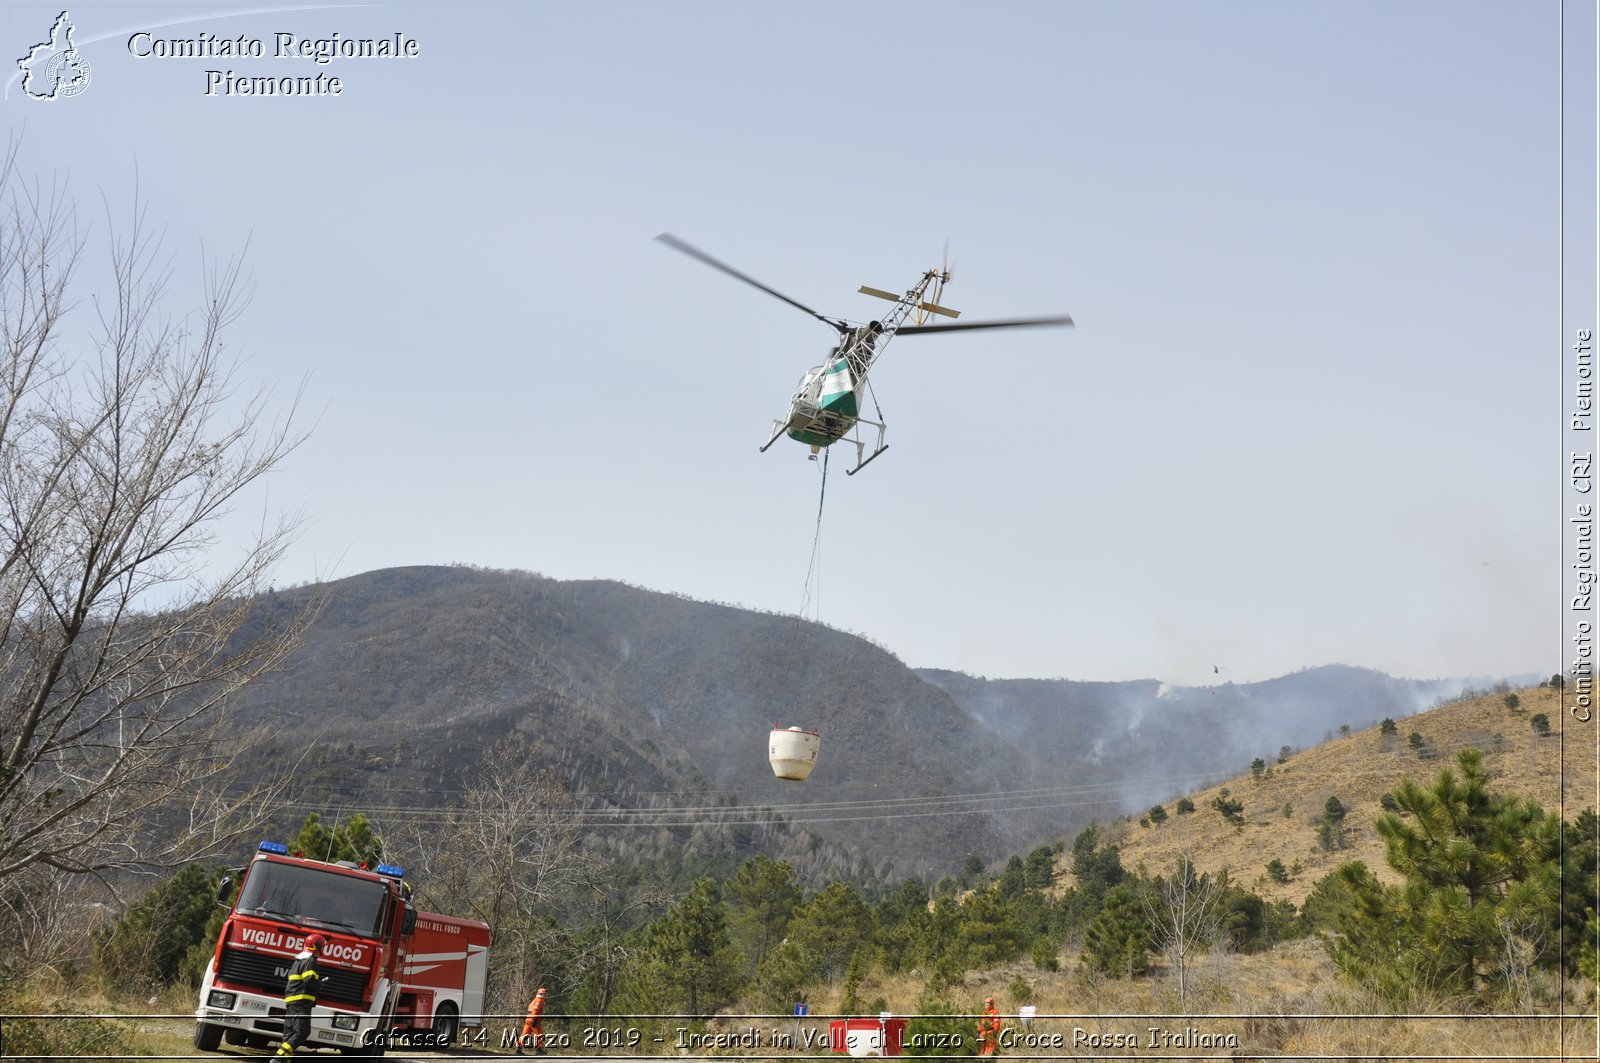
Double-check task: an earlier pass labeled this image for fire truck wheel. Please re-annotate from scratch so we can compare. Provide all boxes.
[342,1027,388,1058]
[431,1002,459,1047]
[193,1022,223,1052]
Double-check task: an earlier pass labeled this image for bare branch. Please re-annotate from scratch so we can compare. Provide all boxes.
[0,148,313,940]
[390,740,585,1011]
[1143,849,1227,1011]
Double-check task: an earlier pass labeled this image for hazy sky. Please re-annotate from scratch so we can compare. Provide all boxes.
[4,1,1578,685]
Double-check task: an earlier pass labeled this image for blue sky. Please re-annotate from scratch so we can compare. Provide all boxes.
[3,1,1576,684]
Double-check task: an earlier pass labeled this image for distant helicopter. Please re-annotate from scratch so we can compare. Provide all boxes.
[656,234,1075,474]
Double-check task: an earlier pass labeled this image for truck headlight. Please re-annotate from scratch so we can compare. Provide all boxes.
[206,990,237,1009]
[331,1014,359,1031]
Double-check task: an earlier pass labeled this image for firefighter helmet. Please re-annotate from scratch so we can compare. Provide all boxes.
[305,933,328,951]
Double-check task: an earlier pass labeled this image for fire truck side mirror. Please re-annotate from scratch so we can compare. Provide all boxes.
[401,907,417,935]
[214,875,233,908]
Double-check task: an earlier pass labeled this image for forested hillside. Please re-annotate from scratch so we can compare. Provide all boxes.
[9,563,1583,1060]
[59,681,1594,1061]
[219,565,1512,886]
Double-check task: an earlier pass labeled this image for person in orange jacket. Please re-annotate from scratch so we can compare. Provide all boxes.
[516,986,548,1055]
[976,996,1002,1056]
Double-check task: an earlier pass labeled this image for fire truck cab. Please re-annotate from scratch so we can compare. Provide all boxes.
[193,841,490,1056]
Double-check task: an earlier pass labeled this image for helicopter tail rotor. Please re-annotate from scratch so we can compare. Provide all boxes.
[910,239,954,324]
[919,239,953,323]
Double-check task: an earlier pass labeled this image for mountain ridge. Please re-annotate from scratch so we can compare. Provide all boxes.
[229,565,1531,885]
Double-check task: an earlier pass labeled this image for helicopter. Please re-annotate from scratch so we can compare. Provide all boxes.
[656,233,1075,474]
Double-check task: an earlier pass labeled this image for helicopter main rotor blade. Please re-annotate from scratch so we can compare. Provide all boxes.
[656,233,847,333]
[896,314,1075,335]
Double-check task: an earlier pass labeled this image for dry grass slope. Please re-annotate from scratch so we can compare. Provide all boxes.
[1067,684,1596,905]
[756,946,1594,1063]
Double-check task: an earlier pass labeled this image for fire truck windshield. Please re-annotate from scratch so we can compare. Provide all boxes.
[236,860,387,938]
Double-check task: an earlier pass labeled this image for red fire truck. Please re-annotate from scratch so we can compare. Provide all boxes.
[193,841,491,1055]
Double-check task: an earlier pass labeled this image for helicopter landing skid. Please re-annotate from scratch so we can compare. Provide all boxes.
[844,418,888,476]
[758,416,887,474]
[845,443,888,476]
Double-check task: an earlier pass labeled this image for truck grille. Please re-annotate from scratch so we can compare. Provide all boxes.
[216,948,368,1008]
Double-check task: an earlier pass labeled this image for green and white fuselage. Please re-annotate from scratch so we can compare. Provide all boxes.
[782,350,864,448]
[762,316,901,474]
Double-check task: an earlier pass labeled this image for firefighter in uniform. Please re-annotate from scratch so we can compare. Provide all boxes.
[276,933,326,1057]
[976,996,1002,1056]
[516,986,548,1054]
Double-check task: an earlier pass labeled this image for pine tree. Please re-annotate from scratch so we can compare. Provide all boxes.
[1069,825,1126,901]
[840,952,865,1014]
[726,855,801,987]
[921,894,965,988]
[1022,845,1057,890]
[93,863,225,989]
[790,882,874,984]
[1082,882,1152,977]
[1318,796,1348,851]
[983,855,1018,900]
[631,877,741,1018]
[873,877,932,974]
[1211,792,1245,826]
[1326,749,1566,1003]
[1562,809,1600,980]
[957,889,1028,968]
[293,812,382,866]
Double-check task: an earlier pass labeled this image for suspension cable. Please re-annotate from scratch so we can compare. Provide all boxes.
[797,447,829,622]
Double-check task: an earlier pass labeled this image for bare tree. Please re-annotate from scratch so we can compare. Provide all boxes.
[0,864,110,982]
[1143,853,1225,1011]
[394,740,584,1013]
[1493,914,1547,1010]
[569,869,669,1016]
[0,143,312,914]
